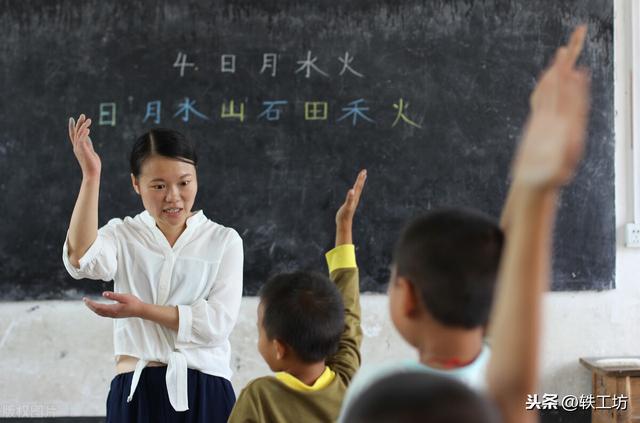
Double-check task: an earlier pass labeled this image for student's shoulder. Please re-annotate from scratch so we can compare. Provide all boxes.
[446,342,491,390]
[347,361,412,393]
[339,361,417,420]
[232,377,292,422]
[351,360,416,387]
[237,376,285,399]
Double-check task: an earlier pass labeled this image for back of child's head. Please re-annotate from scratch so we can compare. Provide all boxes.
[343,371,499,423]
[393,208,503,328]
[130,128,198,177]
[259,271,344,363]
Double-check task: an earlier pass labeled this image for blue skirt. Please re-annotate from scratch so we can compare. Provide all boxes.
[106,367,235,423]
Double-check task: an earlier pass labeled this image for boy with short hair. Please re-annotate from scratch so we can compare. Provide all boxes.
[228,170,367,423]
[389,207,502,378]
[339,203,503,417]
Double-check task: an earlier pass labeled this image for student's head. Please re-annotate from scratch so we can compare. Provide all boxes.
[388,209,503,347]
[343,371,499,423]
[257,271,344,370]
[130,129,198,231]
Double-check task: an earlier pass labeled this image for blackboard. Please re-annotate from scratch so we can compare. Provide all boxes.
[0,0,614,300]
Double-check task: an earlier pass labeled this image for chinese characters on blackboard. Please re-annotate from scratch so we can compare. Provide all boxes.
[97,51,423,129]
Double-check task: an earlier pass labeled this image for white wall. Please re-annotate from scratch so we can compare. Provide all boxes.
[0,296,413,417]
[0,0,637,417]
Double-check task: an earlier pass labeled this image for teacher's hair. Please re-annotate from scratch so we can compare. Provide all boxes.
[130,128,198,177]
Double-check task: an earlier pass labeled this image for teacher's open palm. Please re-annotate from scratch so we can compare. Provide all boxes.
[68,114,101,178]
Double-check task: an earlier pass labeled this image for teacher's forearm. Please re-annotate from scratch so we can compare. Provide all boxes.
[139,303,179,332]
[67,176,100,267]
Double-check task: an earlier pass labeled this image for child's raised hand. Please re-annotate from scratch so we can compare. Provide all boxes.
[335,169,367,246]
[513,25,590,189]
[68,114,102,179]
[528,26,587,112]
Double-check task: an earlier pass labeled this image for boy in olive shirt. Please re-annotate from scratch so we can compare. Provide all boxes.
[229,170,367,423]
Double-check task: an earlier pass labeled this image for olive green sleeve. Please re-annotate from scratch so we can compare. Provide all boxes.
[228,386,262,423]
[325,245,362,383]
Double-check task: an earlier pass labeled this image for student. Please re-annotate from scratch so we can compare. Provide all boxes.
[228,170,367,423]
[342,25,590,423]
[62,124,242,422]
[338,195,503,415]
[343,371,499,423]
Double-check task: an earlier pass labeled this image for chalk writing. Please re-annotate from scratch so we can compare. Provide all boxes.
[337,99,374,126]
[221,100,245,122]
[305,102,329,121]
[99,103,116,126]
[260,53,278,77]
[173,97,208,122]
[173,52,195,77]
[143,101,161,124]
[295,51,329,78]
[392,99,421,128]
[221,54,236,73]
[258,100,288,121]
[338,52,364,78]
[98,97,425,128]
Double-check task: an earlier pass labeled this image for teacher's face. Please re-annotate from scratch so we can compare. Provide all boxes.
[131,155,198,233]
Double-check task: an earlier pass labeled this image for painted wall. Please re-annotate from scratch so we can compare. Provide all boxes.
[0,0,638,417]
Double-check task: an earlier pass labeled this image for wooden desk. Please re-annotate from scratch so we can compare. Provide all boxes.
[580,357,640,422]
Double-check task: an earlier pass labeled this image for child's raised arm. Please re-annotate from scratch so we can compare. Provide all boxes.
[487,26,590,423]
[499,26,587,230]
[66,114,102,267]
[326,169,367,384]
[335,170,367,246]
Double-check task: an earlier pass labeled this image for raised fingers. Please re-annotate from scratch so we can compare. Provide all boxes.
[350,169,367,209]
[76,118,92,142]
[342,188,355,209]
[68,117,76,146]
[566,25,587,68]
[551,26,586,72]
[69,114,86,143]
[564,70,591,145]
[552,47,569,68]
[75,114,85,131]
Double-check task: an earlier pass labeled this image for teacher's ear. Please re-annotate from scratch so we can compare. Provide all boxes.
[130,173,141,195]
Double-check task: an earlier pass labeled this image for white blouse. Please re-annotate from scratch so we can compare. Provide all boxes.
[62,210,243,412]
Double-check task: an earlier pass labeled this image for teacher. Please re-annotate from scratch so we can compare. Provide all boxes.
[62,115,243,422]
